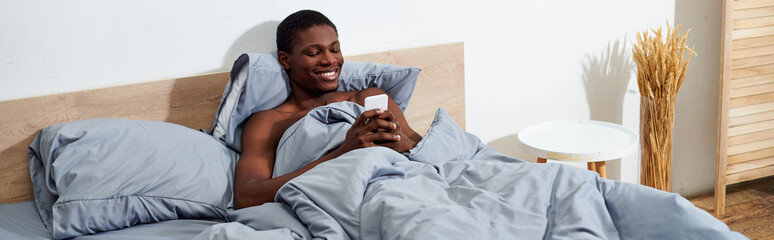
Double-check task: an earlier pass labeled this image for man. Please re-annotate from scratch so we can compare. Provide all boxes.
[233,10,422,209]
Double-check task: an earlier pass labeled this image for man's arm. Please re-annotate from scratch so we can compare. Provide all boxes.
[233,110,341,209]
[233,111,284,209]
[233,108,402,209]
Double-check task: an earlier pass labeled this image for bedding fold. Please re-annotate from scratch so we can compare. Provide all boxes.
[207,102,745,239]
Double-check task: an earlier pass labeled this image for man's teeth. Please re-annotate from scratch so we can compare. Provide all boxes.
[319,71,336,77]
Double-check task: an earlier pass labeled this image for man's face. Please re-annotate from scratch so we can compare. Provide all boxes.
[279,25,343,95]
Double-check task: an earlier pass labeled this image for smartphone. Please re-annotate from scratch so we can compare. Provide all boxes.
[364,94,388,111]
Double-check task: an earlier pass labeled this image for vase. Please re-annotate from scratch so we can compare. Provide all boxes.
[640,95,676,192]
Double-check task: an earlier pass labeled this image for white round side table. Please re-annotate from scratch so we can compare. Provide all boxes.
[516,120,638,178]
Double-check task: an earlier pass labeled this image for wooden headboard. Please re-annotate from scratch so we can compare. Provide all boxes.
[0,42,465,204]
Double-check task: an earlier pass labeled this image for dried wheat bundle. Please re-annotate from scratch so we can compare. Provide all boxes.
[632,21,696,99]
[632,21,696,191]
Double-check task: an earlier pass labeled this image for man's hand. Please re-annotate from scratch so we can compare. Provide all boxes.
[336,109,397,153]
[335,108,416,155]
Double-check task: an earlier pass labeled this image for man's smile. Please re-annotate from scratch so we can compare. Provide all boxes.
[315,69,339,80]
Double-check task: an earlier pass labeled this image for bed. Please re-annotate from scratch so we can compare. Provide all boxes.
[0,42,744,239]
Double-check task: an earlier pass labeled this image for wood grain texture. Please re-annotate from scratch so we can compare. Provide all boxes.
[728,119,774,136]
[730,91,774,108]
[732,44,774,59]
[730,102,774,117]
[729,147,774,165]
[727,156,774,174]
[347,42,466,135]
[735,0,774,10]
[730,82,774,98]
[732,54,774,69]
[728,127,774,146]
[691,176,774,239]
[730,110,774,126]
[0,72,228,204]
[727,164,774,184]
[733,34,774,49]
[732,63,774,79]
[716,0,774,216]
[728,138,774,155]
[733,25,774,39]
[0,42,466,204]
[730,73,774,88]
[718,0,736,215]
[734,5,774,20]
[735,15,774,29]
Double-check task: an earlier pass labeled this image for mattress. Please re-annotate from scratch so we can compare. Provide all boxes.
[0,201,226,239]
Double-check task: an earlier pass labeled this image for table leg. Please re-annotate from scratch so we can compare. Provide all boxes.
[537,157,547,163]
[587,162,597,172]
[596,161,607,178]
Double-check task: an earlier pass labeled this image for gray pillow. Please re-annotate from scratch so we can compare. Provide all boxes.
[209,52,421,152]
[28,118,237,239]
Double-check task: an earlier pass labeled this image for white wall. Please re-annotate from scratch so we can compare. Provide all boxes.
[672,0,722,196]
[0,1,720,196]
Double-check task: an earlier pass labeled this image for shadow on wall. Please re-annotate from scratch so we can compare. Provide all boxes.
[220,21,282,71]
[582,39,634,125]
[672,0,721,195]
[488,40,635,166]
[581,39,635,180]
[488,134,534,162]
[166,21,281,131]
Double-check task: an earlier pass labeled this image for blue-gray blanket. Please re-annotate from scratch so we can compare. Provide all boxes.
[197,102,745,240]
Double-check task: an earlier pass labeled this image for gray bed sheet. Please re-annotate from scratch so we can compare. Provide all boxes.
[252,102,744,239]
[0,201,226,239]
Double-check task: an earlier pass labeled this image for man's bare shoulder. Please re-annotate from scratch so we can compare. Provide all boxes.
[241,108,305,151]
[246,109,284,125]
[243,108,299,135]
[259,105,308,122]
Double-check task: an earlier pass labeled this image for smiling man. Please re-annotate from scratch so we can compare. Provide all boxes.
[233,10,422,209]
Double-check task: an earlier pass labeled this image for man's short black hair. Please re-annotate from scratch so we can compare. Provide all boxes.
[276,10,338,53]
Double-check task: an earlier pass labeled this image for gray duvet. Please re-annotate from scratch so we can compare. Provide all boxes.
[198,102,745,240]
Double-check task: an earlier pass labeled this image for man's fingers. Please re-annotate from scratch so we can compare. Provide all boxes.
[356,109,383,126]
[368,116,399,138]
[367,132,400,143]
[374,109,395,122]
[367,118,397,131]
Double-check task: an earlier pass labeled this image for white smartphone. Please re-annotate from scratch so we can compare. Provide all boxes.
[364,94,388,111]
